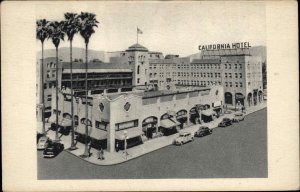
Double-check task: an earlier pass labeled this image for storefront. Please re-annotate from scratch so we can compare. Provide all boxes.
[159,118,179,136]
[189,107,200,124]
[115,126,144,150]
[176,110,188,129]
[235,93,245,106]
[75,123,92,144]
[142,116,158,139]
[89,128,108,150]
[212,101,223,117]
[201,109,215,123]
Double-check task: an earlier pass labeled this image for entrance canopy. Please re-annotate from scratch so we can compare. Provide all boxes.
[48,115,62,124]
[59,118,72,127]
[115,127,144,140]
[90,128,107,140]
[75,123,92,135]
[201,109,215,116]
[160,119,180,128]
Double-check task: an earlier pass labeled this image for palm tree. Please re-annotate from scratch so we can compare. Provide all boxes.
[63,13,80,150]
[48,21,65,142]
[36,19,49,135]
[78,12,99,157]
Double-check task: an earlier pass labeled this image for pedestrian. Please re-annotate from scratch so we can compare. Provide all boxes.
[88,141,92,157]
[100,148,104,160]
[97,148,101,160]
[116,142,119,152]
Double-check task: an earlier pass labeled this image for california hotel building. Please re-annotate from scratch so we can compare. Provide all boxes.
[46,42,263,152]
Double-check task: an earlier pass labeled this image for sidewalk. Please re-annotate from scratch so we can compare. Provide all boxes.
[39,101,266,165]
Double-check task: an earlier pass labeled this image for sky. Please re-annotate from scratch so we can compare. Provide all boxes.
[36,1,266,57]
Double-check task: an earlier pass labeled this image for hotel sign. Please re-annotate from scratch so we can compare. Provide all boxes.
[199,42,251,51]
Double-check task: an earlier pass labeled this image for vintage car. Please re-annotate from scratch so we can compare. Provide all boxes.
[43,142,64,158]
[232,112,245,122]
[37,136,50,150]
[218,118,233,127]
[174,132,194,145]
[194,126,213,137]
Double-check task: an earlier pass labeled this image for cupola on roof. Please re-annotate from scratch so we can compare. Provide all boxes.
[126,43,149,52]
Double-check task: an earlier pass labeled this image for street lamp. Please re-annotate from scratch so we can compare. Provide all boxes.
[124,130,128,160]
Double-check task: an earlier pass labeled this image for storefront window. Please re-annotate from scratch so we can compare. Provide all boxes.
[115,119,138,131]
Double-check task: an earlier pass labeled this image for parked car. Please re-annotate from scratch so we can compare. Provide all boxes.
[37,136,50,150]
[194,126,213,137]
[174,132,194,145]
[232,112,245,122]
[37,132,44,144]
[218,118,233,127]
[43,142,64,158]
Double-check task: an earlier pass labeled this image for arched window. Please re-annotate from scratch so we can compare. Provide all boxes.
[137,65,140,74]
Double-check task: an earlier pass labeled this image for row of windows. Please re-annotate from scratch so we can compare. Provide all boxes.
[225,73,243,78]
[225,82,243,87]
[224,63,243,69]
[177,80,222,86]
[191,64,221,69]
[190,72,221,78]
[46,62,56,69]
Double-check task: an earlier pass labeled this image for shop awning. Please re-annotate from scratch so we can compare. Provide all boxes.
[90,128,108,140]
[201,109,214,116]
[115,127,143,140]
[75,124,91,135]
[160,119,180,128]
[48,115,62,124]
[59,118,72,127]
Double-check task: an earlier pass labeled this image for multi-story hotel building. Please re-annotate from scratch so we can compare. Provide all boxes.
[106,43,263,108]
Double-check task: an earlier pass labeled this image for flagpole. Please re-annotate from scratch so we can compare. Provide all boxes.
[137,27,138,44]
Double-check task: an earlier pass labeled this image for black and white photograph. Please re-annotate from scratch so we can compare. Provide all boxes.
[2,1,299,191]
[35,1,268,179]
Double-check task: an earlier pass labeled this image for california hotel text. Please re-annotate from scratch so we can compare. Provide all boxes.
[37,42,264,152]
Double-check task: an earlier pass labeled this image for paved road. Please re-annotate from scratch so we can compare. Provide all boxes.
[38,108,267,179]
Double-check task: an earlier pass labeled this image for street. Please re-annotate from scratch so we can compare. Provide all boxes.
[38,108,267,179]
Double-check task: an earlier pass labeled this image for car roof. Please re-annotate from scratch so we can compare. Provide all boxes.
[179,132,190,135]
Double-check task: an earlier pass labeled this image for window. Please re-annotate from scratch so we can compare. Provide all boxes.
[229,82,232,87]
[225,64,227,69]
[53,109,61,115]
[240,82,243,87]
[229,73,232,78]
[44,83,47,89]
[239,64,242,69]
[207,73,210,77]
[229,64,231,69]
[239,73,242,78]
[235,73,238,78]
[149,73,152,78]
[137,65,140,74]
[95,120,108,130]
[248,82,251,86]
[80,118,92,126]
[137,78,140,83]
[225,73,227,78]
[47,95,52,101]
[235,82,238,87]
[225,82,228,87]
[235,64,237,69]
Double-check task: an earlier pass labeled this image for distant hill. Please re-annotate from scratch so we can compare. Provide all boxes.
[187,46,267,62]
[37,47,105,62]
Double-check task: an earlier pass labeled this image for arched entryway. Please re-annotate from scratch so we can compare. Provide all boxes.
[225,92,233,104]
[258,90,263,103]
[235,93,245,106]
[189,107,200,124]
[253,90,258,105]
[176,109,188,129]
[142,116,158,139]
[247,93,253,106]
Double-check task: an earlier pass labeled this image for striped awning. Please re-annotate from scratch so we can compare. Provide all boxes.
[48,115,62,124]
[90,128,108,140]
[160,119,180,128]
[75,123,92,135]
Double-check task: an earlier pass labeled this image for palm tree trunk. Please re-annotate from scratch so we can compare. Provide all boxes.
[82,42,89,157]
[41,42,45,134]
[55,46,59,142]
[69,40,76,150]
